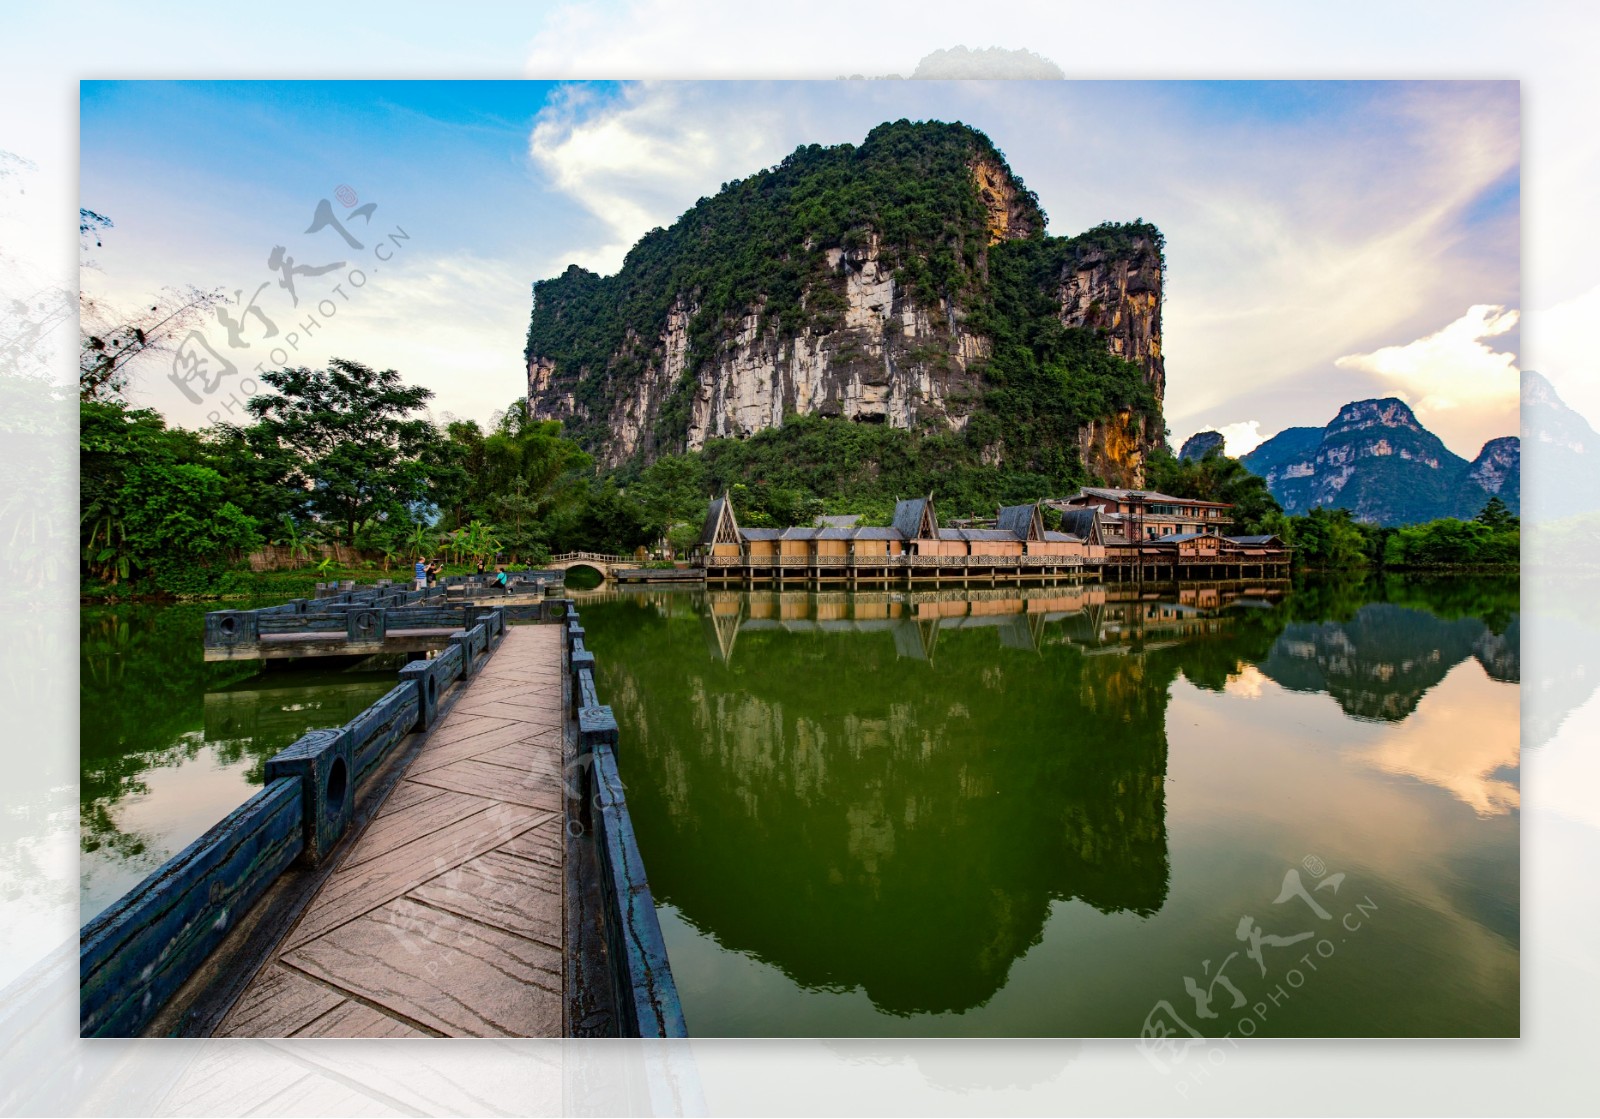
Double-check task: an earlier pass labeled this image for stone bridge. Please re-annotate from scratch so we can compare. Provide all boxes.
[546,551,640,582]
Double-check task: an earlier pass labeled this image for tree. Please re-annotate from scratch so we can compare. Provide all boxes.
[1285,506,1368,569]
[79,207,227,401]
[119,461,260,593]
[490,477,547,562]
[1475,495,1518,531]
[246,360,441,542]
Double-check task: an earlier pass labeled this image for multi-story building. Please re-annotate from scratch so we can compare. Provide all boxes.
[1048,487,1234,542]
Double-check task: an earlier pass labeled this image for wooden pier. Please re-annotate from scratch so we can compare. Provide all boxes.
[85,597,683,1039]
[216,624,568,1037]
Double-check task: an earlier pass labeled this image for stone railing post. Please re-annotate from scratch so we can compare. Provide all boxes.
[264,727,354,867]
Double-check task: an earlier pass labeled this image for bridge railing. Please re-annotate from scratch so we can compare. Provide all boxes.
[563,608,686,1038]
[550,551,631,565]
[81,605,530,1038]
[204,586,559,651]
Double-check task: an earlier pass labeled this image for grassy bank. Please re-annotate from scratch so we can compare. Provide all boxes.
[80,561,515,604]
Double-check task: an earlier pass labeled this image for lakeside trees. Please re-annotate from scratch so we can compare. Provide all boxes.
[78,359,1519,598]
[1144,447,1518,571]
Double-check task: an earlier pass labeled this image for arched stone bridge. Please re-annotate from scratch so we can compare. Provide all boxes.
[546,551,641,582]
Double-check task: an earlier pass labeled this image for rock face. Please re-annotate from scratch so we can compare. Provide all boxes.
[1241,398,1517,525]
[525,122,1165,486]
[1467,436,1521,504]
[1053,246,1164,405]
[530,222,1163,475]
[1179,430,1225,462]
[581,234,999,466]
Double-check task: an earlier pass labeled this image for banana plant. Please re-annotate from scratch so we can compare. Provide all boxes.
[280,515,313,565]
[81,507,130,584]
[404,520,437,561]
[457,520,502,568]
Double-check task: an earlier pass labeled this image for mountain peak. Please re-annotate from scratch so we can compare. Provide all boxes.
[1328,397,1422,434]
[1243,400,1515,525]
[1468,436,1521,497]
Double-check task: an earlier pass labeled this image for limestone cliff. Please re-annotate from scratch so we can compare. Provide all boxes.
[526,120,1165,486]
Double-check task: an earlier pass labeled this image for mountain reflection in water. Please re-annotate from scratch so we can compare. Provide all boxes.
[580,575,1519,1036]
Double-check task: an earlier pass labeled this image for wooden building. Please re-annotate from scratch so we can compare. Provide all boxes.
[1049,486,1235,542]
[697,488,1289,585]
[698,494,1099,585]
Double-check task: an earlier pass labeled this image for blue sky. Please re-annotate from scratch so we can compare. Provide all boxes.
[80,78,1520,455]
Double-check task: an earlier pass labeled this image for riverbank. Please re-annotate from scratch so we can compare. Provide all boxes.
[80,562,504,605]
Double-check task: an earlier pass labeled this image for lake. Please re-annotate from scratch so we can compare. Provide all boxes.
[75,575,1518,1038]
[577,575,1519,1038]
[79,602,397,921]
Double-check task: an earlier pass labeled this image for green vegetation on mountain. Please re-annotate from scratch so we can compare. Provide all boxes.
[1240,399,1518,526]
[526,119,1162,489]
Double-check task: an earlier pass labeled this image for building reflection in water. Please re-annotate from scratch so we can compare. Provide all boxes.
[580,576,1516,1023]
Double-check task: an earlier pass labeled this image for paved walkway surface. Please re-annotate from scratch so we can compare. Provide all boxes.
[217,624,567,1038]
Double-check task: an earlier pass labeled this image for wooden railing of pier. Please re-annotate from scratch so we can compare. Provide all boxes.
[81,598,685,1039]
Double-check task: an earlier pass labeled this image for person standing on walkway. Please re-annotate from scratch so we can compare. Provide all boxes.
[414,557,427,591]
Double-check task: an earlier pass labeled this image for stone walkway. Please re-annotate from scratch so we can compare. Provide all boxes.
[216,624,567,1037]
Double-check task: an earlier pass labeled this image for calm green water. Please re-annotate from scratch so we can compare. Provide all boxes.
[580,575,1519,1037]
[79,603,396,921]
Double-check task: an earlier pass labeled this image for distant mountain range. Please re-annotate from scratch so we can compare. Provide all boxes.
[1228,398,1518,526]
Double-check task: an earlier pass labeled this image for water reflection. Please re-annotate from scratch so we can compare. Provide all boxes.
[79,604,394,919]
[580,575,1518,1035]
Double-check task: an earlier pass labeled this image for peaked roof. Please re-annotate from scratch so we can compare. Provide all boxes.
[996,503,1044,541]
[892,495,939,539]
[1068,486,1233,508]
[699,494,741,547]
[1056,507,1102,545]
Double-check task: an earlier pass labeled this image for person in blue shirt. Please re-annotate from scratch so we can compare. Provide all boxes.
[414,558,427,591]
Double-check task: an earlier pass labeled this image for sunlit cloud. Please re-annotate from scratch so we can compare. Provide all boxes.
[1333,304,1520,454]
[1345,660,1520,817]
[529,83,791,275]
[1224,664,1267,698]
[524,79,1518,451]
[1214,421,1266,456]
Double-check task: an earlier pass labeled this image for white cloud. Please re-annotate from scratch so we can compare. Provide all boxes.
[1333,304,1519,451]
[1213,420,1265,456]
[125,250,534,430]
[528,83,793,276]
[521,79,1519,453]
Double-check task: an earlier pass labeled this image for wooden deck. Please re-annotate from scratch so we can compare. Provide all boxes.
[215,624,568,1038]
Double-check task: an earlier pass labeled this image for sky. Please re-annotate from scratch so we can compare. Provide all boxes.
[81,77,1516,454]
[80,78,1520,458]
